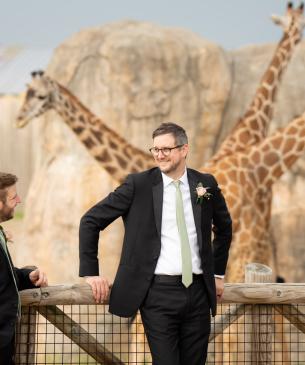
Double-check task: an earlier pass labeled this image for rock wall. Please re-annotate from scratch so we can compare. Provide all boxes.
[16,21,231,284]
[6,21,305,284]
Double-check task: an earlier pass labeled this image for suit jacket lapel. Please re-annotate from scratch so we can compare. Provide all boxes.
[187,169,203,251]
[0,227,18,282]
[152,169,163,239]
[0,228,9,258]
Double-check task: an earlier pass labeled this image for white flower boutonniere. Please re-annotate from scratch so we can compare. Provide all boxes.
[196,182,212,204]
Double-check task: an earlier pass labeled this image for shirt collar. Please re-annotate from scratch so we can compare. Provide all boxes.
[161,168,188,188]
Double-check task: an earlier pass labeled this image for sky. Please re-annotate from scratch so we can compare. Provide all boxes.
[0,0,299,50]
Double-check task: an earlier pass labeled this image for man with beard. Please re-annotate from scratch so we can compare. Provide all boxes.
[79,123,232,364]
[0,172,48,365]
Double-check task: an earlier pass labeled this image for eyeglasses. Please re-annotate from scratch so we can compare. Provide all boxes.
[149,145,184,156]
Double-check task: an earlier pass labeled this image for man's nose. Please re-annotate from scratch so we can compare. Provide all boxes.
[156,150,165,158]
[16,195,21,204]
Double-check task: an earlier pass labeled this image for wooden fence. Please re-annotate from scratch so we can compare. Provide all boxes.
[15,264,305,364]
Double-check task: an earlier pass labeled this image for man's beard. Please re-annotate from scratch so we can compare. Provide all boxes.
[0,207,14,222]
[158,159,180,174]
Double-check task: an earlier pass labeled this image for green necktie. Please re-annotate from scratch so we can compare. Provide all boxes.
[0,226,21,318]
[173,181,193,287]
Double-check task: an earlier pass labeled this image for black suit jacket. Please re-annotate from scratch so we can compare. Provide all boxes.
[0,231,35,347]
[79,167,232,317]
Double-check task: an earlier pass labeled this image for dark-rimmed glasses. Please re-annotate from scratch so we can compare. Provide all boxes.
[149,145,184,156]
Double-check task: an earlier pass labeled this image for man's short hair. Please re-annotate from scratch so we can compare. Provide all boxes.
[152,122,188,145]
[0,173,18,202]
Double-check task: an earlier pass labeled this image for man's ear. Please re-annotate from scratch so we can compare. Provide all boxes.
[183,144,189,158]
[0,200,3,210]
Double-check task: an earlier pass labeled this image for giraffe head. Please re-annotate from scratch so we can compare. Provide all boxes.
[271,2,305,36]
[16,70,56,128]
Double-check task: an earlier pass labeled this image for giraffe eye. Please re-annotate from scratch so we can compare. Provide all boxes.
[38,95,46,100]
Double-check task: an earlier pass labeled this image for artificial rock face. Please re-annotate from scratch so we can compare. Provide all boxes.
[19,21,231,283]
[14,21,305,284]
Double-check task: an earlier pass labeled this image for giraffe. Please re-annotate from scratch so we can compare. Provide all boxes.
[207,113,305,364]
[16,70,155,184]
[207,2,305,166]
[207,9,305,358]
[207,112,305,282]
[16,71,305,363]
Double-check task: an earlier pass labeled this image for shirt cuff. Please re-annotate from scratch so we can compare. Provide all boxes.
[214,274,225,279]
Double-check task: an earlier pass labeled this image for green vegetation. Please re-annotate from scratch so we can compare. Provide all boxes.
[13,209,24,220]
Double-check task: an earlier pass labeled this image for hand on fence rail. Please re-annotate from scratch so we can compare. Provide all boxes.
[215,277,225,302]
[85,276,110,303]
[29,268,48,287]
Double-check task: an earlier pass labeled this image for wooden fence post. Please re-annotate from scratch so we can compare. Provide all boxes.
[15,306,37,365]
[245,262,273,364]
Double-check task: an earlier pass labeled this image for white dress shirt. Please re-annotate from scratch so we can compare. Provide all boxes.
[154,169,203,275]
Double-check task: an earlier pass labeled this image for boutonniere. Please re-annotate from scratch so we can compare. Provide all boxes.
[196,182,212,204]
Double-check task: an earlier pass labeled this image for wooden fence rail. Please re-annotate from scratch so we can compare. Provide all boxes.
[18,283,305,364]
[17,263,305,365]
[20,282,305,306]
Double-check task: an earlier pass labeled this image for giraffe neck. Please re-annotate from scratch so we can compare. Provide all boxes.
[208,26,302,165]
[248,113,305,188]
[53,83,155,183]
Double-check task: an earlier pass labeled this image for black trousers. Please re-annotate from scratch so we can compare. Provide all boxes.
[140,274,210,365]
[0,335,15,365]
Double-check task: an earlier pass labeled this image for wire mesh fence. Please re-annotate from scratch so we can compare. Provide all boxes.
[15,303,305,364]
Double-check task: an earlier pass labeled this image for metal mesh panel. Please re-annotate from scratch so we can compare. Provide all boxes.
[15,303,305,364]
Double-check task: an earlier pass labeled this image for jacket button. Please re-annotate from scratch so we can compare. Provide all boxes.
[153,255,159,260]
[146,276,152,281]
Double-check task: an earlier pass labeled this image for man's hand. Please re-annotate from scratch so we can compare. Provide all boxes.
[215,277,225,302]
[85,276,110,303]
[29,269,48,287]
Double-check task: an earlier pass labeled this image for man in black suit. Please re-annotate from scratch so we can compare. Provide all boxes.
[0,173,48,365]
[79,122,232,364]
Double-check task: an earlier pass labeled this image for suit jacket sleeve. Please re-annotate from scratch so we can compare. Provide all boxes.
[211,175,232,276]
[79,174,134,277]
[14,267,36,290]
